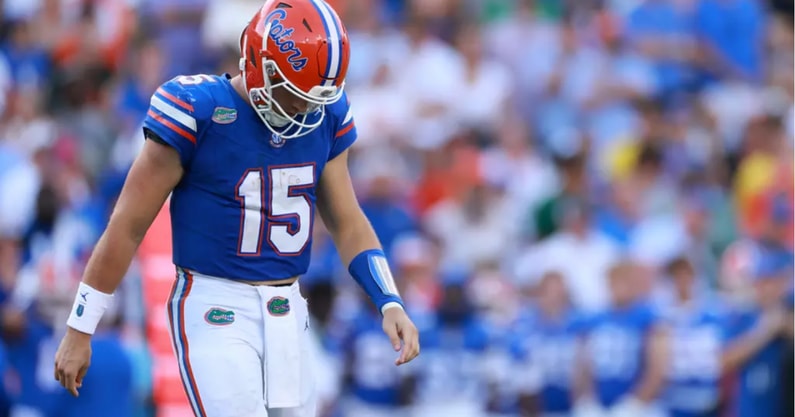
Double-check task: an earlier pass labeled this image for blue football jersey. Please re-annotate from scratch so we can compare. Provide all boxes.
[143,73,356,281]
[724,308,785,417]
[662,299,724,417]
[415,316,491,406]
[0,341,9,416]
[512,308,583,413]
[583,302,659,407]
[3,316,69,416]
[60,332,134,417]
[344,310,411,406]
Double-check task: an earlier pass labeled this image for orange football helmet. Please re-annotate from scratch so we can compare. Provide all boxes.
[239,0,350,138]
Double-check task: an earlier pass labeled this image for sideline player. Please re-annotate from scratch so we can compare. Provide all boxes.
[661,257,724,417]
[52,1,420,416]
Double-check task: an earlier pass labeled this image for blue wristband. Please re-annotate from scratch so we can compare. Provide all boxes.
[348,249,404,314]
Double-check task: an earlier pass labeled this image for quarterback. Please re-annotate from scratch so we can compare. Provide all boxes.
[53,0,420,416]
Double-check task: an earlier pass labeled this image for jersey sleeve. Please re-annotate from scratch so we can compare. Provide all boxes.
[142,77,212,166]
[721,311,756,343]
[328,92,357,161]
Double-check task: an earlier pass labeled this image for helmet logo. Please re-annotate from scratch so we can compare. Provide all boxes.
[263,9,308,72]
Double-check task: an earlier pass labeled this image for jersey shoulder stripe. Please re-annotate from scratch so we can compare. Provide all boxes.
[143,75,219,164]
[151,92,198,132]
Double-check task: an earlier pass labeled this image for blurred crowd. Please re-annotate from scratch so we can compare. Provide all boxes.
[0,0,793,416]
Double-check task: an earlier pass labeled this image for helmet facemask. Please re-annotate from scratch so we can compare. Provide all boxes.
[240,55,345,140]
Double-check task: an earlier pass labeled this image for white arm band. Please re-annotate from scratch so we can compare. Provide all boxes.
[380,302,404,315]
[66,282,114,335]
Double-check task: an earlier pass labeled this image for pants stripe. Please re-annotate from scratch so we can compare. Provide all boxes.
[168,268,208,417]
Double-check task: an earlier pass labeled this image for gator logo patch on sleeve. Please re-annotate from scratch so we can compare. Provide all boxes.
[204,308,236,325]
[212,107,237,124]
[267,296,290,316]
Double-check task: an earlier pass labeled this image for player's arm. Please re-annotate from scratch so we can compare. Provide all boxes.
[572,335,594,401]
[54,138,182,396]
[631,324,669,403]
[572,335,605,417]
[316,149,419,364]
[56,77,203,397]
[68,139,183,334]
[66,78,204,337]
[316,148,401,313]
[609,324,670,417]
[316,149,382,271]
[513,348,542,417]
[721,308,786,373]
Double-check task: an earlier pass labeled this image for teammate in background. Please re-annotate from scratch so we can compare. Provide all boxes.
[660,257,724,417]
[1,176,133,417]
[339,294,417,417]
[413,282,495,417]
[2,290,133,417]
[60,326,134,417]
[2,304,64,417]
[721,250,791,417]
[512,271,582,417]
[574,260,669,417]
[53,1,420,416]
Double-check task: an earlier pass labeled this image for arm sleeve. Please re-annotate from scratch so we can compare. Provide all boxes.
[142,78,209,167]
[328,93,357,161]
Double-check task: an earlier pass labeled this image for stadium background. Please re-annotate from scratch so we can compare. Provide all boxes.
[0,0,792,416]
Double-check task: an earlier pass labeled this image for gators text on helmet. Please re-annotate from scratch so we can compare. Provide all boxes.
[239,0,350,139]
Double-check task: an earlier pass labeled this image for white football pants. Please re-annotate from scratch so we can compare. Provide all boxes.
[167,267,315,417]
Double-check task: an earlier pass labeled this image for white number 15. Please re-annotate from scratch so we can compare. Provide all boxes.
[236,164,315,256]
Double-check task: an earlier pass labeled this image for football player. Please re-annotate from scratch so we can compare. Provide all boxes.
[721,249,791,417]
[53,1,420,416]
[339,294,417,417]
[660,257,724,417]
[412,282,494,417]
[512,271,583,417]
[574,260,669,417]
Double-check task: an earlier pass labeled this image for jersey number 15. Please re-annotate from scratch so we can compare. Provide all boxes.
[236,164,315,256]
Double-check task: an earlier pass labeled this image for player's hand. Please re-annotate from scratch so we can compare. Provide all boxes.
[759,306,788,336]
[382,306,420,366]
[54,327,92,397]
